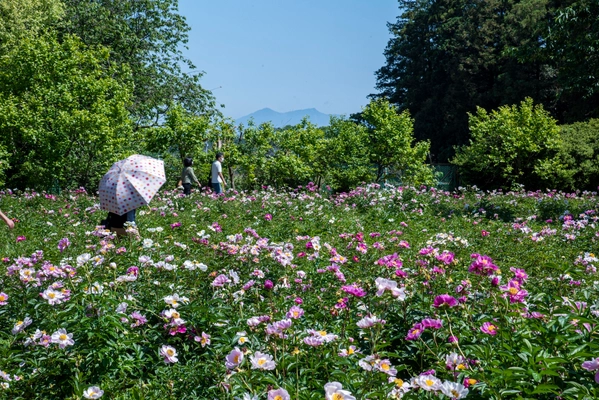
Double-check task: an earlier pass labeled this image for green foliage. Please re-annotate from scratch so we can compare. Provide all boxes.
[0,0,64,49]
[375,0,599,162]
[0,143,8,188]
[263,119,326,188]
[452,98,561,190]
[236,121,277,189]
[324,117,374,192]
[374,0,560,162]
[58,0,217,127]
[145,104,211,185]
[546,0,599,119]
[540,119,599,191]
[0,34,133,190]
[361,99,434,186]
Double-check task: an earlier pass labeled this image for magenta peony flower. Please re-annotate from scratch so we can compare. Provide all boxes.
[341,283,367,297]
[468,254,498,276]
[433,294,458,308]
[405,323,424,340]
[421,318,443,329]
[57,238,71,252]
[480,322,498,336]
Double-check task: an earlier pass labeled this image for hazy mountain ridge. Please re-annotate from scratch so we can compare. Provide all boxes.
[234,108,338,127]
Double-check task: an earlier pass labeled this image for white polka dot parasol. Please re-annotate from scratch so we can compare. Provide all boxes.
[98,155,166,215]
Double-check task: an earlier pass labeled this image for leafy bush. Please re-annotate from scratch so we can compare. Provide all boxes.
[361,99,435,186]
[452,98,561,190]
[540,119,599,191]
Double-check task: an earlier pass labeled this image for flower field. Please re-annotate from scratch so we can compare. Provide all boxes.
[1,184,599,399]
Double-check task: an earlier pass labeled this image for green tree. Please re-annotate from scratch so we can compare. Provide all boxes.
[452,98,561,189]
[144,104,211,185]
[540,119,599,191]
[545,0,599,121]
[0,0,64,49]
[324,117,373,192]
[374,0,559,162]
[262,119,326,188]
[361,99,434,186]
[236,121,277,189]
[58,0,216,128]
[0,34,133,190]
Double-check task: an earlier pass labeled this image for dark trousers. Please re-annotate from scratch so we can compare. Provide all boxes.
[183,183,192,195]
[212,182,222,194]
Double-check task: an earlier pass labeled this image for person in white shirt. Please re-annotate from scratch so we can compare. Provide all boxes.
[211,152,227,194]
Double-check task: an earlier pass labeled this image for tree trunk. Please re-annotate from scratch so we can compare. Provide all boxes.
[228,165,235,190]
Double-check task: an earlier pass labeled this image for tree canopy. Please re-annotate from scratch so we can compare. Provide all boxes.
[374,0,599,162]
[0,34,133,189]
[58,0,217,127]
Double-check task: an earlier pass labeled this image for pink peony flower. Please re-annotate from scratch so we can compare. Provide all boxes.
[341,283,367,297]
[286,305,304,319]
[405,323,424,340]
[225,347,244,369]
[433,294,458,308]
[480,322,498,336]
[582,357,599,383]
[268,388,290,400]
[159,345,178,363]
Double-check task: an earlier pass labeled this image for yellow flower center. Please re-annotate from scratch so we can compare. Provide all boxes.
[318,330,327,336]
[258,358,266,366]
[452,390,459,397]
[167,349,174,356]
[348,348,354,355]
[16,321,23,326]
[0,295,5,301]
[488,325,496,332]
[239,337,247,343]
[274,396,283,400]
[333,394,344,400]
[293,311,299,318]
[508,287,519,295]
[457,363,466,370]
[233,355,240,363]
[394,378,404,387]
[172,312,179,319]
[59,334,67,341]
[468,378,477,385]
[425,379,434,387]
[381,363,390,371]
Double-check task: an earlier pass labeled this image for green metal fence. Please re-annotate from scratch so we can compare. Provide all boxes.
[434,164,458,191]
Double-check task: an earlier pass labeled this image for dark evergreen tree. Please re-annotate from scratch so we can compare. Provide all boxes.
[373,0,565,162]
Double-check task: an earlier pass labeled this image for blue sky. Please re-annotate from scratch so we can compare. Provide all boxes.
[178,0,399,119]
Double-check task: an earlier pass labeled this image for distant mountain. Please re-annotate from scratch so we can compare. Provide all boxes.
[234,108,337,128]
